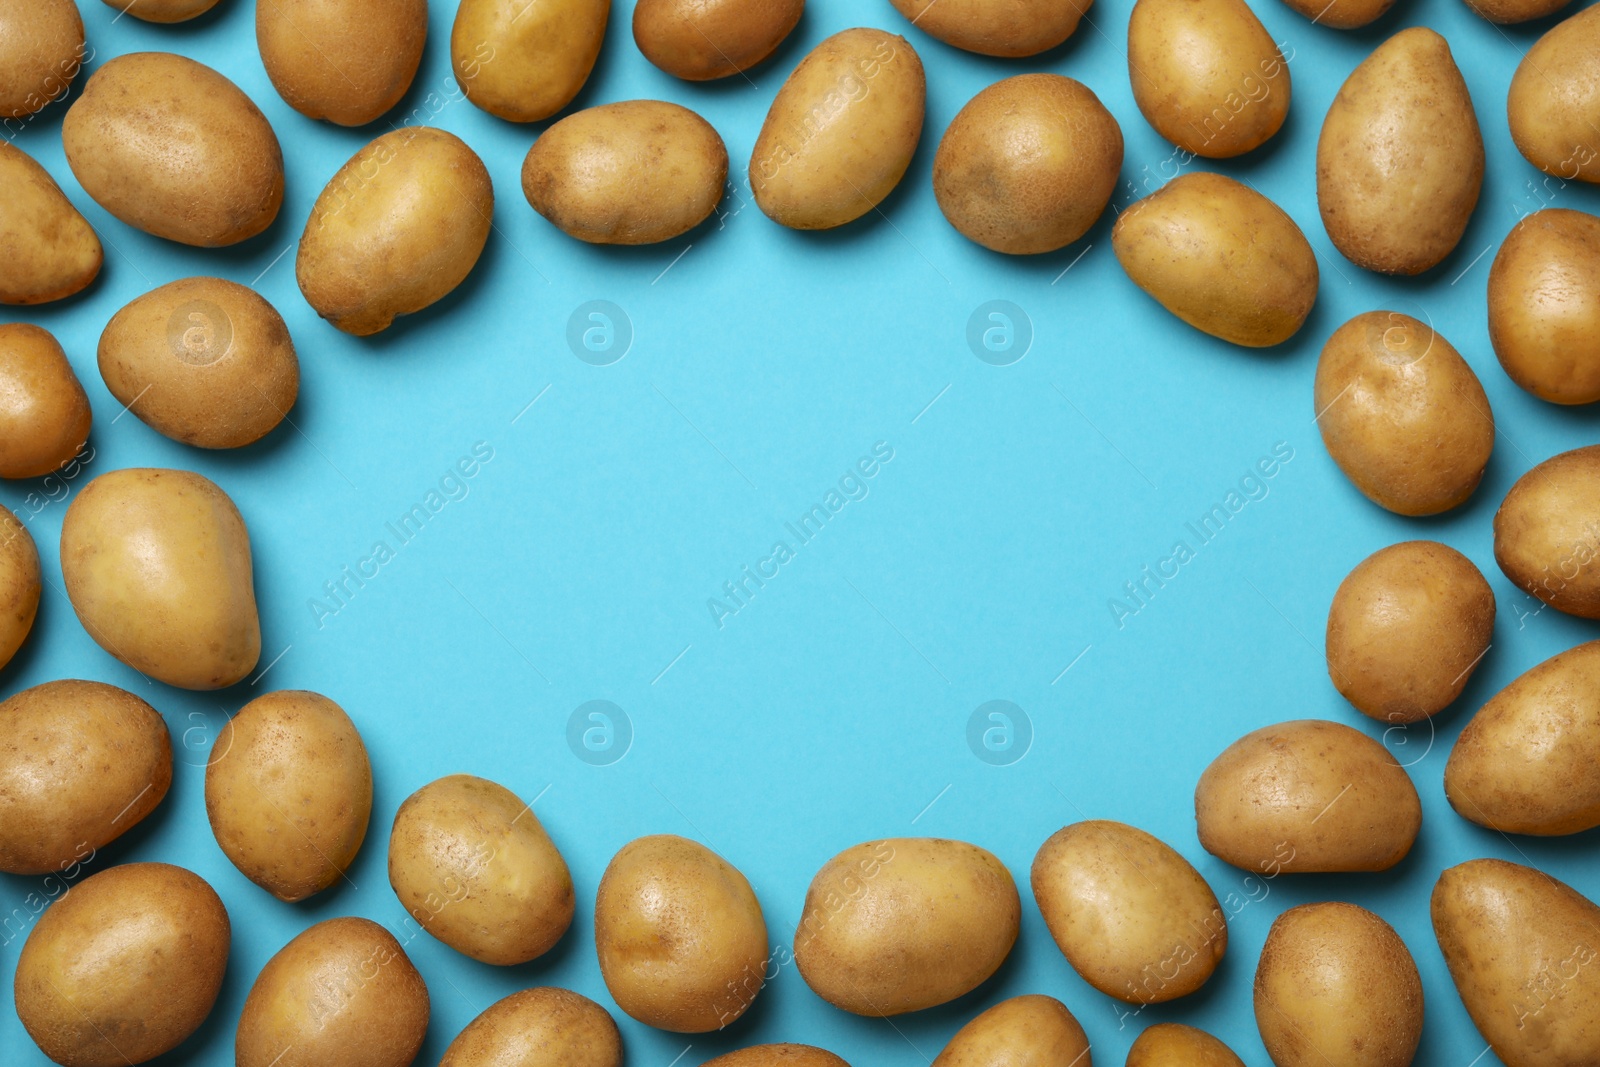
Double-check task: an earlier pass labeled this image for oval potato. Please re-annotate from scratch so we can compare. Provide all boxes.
[0,0,84,118]
[703,1046,851,1067]
[932,995,1090,1067]
[1493,444,1600,617]
[634,0,803,80]
[0,142,102,305]
[0,323,91,478]
[451,0,608,122]
[1507,5,1600,184]
[0,506,39,671]
[258,0,427,126]
[888,0,1089,56]
[101,0,222,22]
[440,987,621,1067]
[1488,208,1600,403]
[1128,1023,1247,1067]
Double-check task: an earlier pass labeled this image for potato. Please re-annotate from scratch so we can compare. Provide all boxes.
[1488,208,1600,403]
[931,995,1090,1067]
[440,987,621,1067]
[1313,311,1494,516]
[522,101,728,245]
[794,837,1019,1015]
[1326,541,1494,723]
[63,53,283,247]
[258,0,426,126]
[1316,28,1482,275]
[1494,444,1600,617]
[1464,0,1570,22]
[237,917,429,1067]
[451,0,608,122]
[933,74,1122,255]
[0,0,83,117]
[0,508,39,671]
[0,142,101,305]
[1127,1023,1246,1067]
[703,1046,851,1067]
[1276,0,1393,28]
[60,468,261,689]
[1195,719,1421,873]
[15,863,229,1066]
[1508,5,1600,183]
[388,773,573,964]
[595,833,767,1031]
[1031,820,1225,1004]
[0,323,90,477]
[1112,172,1317,347]
[101,0,222,22]
[634,0,803,80]
[1254,902,1424,1067]
[750,28,925,230]
[888,0,1089,57]
[298,127,492,336]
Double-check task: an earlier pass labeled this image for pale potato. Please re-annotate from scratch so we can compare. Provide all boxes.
[1489,208,1600,403]
[933,996,1090,1067]
[1127,1023,1246,1067]
[0,0,83,117]
[1508,5,1600,183]
[102,0,222,22]
[0,323,90,477]
[634,0,803,80]
[1276,0,1394,28]
[258,0,426,126]
[440,987,621,1067]
[0,142,101,305]
[451,0,608,122]
[0,507,39,670]
[1464,0,1570,22]
[1494,444,1600,617]
[703,1046,851,1067]
[888,0,1090,56]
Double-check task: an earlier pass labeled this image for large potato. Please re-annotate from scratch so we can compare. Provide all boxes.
[101,0,222,22]
[1508,5,1600,184]
[1489,208,1600,403]
[1127,1024,1246,1067]
[888,0,1090,56]
[451,0,608,122]
[258,0,426,125]
[440,987,621,1067]
[634,0,803,80]
[1276,0,1393,27]
[0,0,83,117]
[1494,444,1600,617]
[794,837,1019,1015]
[0,142,101,305]
[0,324,91,477]
[932,995,1090,1067]
[703,1047,851,1067]
[0,508,40,671]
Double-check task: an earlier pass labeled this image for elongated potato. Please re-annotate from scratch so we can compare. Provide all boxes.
[1494,445,1600,617]
[1508,5,1600,183]
[888,0,1090,56]
[0,323,91,478]
[634,0,803,80]
[258,0,426,126]
[451,0,608,122]
[0,509,38,671]
[0,142,101,305]
[1489,208,1600,404]
[440,987,621,1067]
[1128,1024,1246,1066]
[932,996,1090,1067]
[0,0,83,117]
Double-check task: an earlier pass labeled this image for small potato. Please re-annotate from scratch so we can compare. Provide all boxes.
[634,0,803,80]
[0,142,101,305]
[751,28,925,230]
[1276,0,1393,27]
[1112,172,1317,347]
[1316,28,1483,275]
[0,323,91,477]
[258,0,427,126]
[452,0,608,122]
[1508,5,1600,183]
[1464,0,1570,22]
[1493,444,1600,617]
[16,863,229,1067]
[0,0,84,117]
[794,837,1019,1016]
[595,834,767,1031]
[1031,820,1225,1004]
[1313,311,1494,516]
[933,74,1122,255]
[0,508,39,671]
[102,0,222,22]
[522,100,728,245]
[440,987,621,1067]
[932,995,1090,1067]
[703,1046,851,1067]
[1127,1023,1246,1067]
[888,0,1090,57]
[1195,719,1421,873]
[1488,208,1600,403]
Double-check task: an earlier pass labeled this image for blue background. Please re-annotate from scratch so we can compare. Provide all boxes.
[3,0,1599,1063]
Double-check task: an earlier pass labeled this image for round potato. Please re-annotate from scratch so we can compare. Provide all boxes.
[0,0,83,118]
[635,0,803,80]
[1128,1023,1247,1067]
[933,74,1122,254]
[703,1046,851,1067]
[0,508,39,671]
[794,837,1019,1016]
[1489,208,1600,403]
[888,0,1090,56]
[0,142,101,305]
[258,0,426,126]
[101,0,222,22]
[16,863,229,1066]
[1508,5,1600,184]
[1494,444,1600,617]
[452,0,608,122]
[1464,0,1570,21]
[932,995,1090,1067]
[0,323,90,477]
[440,987,621,1067]
[1276,0,1393,27]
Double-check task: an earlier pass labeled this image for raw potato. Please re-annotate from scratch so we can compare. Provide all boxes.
[1313,311,1494,516]
[440,987,621,1067]
[634,0,803,80]
[1254,902,1424,1067]
[595,834,768,1032]
[1464,0,1570,22]
[15,863,229,1067]
[1508,5,1600,183]
[258,0,427,126]
[0,0,84,117]
[388,773,574,965]
[1112,171,1317,347]
[1317,28,1483,275]
[703,1046,852,1067]
[794,837,1020,1015]
[63,53,284,247]
[1489,208,1600,403]
[888,0,1090,56]
[0,508,39,671]
[1325,541,1495,723]
[522,100,728,245]
[0,680,169,875]
[933,74,1122,255]
[1032,820,1226,1004]
[60,468,262,690]
[750,28,925,230]
[1494,444,1600,617]
[1276,0,1394,27]
[298,127,493,336]
[451,0,608,122]
[1195,719,1421,873]
[0,323,91,477]
[0,142,102,305]
[932,995,1090,1067]
[102,0,222,22]
[1127,1023,1247,1067]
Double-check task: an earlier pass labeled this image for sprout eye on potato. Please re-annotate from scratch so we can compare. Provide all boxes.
[633,0,804,81]
[1488,208,1600,404]
[440,987,622,1067]
[0,142,102,306]
[1493,444,1600,618]
[257,0,427,126]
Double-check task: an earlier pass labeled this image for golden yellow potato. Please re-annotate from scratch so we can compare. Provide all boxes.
[1316,28,1483,275]
[16,863,229,1067]
[1112,171,1317,347]
[888,0,1090,56]
[1326,541,1494,723]
[1489,208,1600,403]
[933,74,1122,254]
[60,468,261,690]
[0,142,101,305]
[1494,444,1600,617]
[1313,311,1494,516]
[63,53,283,247]
[0,508,38,671]
[237,916,429,1067]
[298,127,492,336]
[794,837,1019,1016]
[751,28,925,231]
[0,323,90,478]
[388,773,573,965]
[1127,1023,1246,1067]
[1032,820,1225,1004]
[522,100,728,245]
[452,0,608,122]
[0,0,83,117]
[1254,902,1423,1067]
[703,1046,851,1067]
[1276,0,1393,27]
[634,0,803,80]
[258,0,426,126]
[1508,5,1600,183]
[440,987,621,1067]
[1195,719,1421,873]
[932,995,1089,1067]
[595,833,767,1031]
[1464,0,1570,22]
[102,0,222,22]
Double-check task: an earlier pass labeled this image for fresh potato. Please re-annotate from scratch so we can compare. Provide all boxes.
[1464,0,1570,22]
[15,863,229,1066]
[888,0,1090,56]
[101,0,222,21]
[933,74,1122,254]
[750,28,925,230]
[1494,444,1600,617]
[388,773,573,965]
[0,323,90,477]
[1195,719,1421,873]
[1032,820,1225,1004]
[932,995,1090,1067]
[451,0,608,122]
[703,1046,851,1067]
[1508,5,1600,183]
[0,0,83,117]
[1112,172,1317,347]
[258,0,426,125]
[60,468,261,689]
[522,100,728,245]
[0,508,39,671]
[63,53,283,247]
[0,142,101,305]
[634,0,803,80]
[1489,208,1600,403]
[1127,1023,1246,1067]
[1254,902,1424,1067]
[1276,0,1393,27]
[440,987,621,1067]
[1317,28,1483,275]
[794,837,1019,1015]
[595,833,767,1031]
[1326,541,1494,723]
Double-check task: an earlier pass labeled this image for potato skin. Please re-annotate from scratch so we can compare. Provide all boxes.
[0,142,102,305]
[258,0,426,126]
[703,1046,851,1067]
[933,74,1122,255]
[1494,445,1600,618]
[101,0,221,22]
[440,987,621,1067]
[634,0,803,80]
[932,995,1090,1067]
[0,507,39,670]
[451,0,608,122]
[888,0,1090,57]
[1127,1023,1246,1067]
[0,323,90,478]
[1465,0,1570,22]
[1276,0,1393,28]
[0,0,83,117]
[1489,208,1600,403]
[1508,5,1600,184]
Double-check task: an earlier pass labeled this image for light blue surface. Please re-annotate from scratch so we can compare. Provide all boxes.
[3,0,1598,1063]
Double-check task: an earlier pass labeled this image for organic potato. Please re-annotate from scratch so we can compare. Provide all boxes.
[258,0,426,126]
[1112,172,1317,347]
[634,0,803,80]
[933,74,1122,254]
[1127,1023,1246,1067]
[0,0,83,117]
[15,863,229,1066]
[101,0,222,22]
[388,773,573,965]
[750,28,925,230]
[794,837,1019,1015]
[1276,0,1393,27]
[1508,5,1600,183]
[0,323,90,477]
[703,1046,851,1067]
[440,987,621,1067]
[888,0,1090,56]
[932,995,1090,1067]
[451,0,608,122]
[298,127,492,336]
[1489,208,1600,403]
[1464,0,1570,22]
[0,508,39,670]
[63,53,284,247]
[1195,719,1421,873]
[1317,28,1483,274]
[60,468,261,689]
[595,834,767,1031]
[1494,445,1600,617]
[0,142,101,305]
